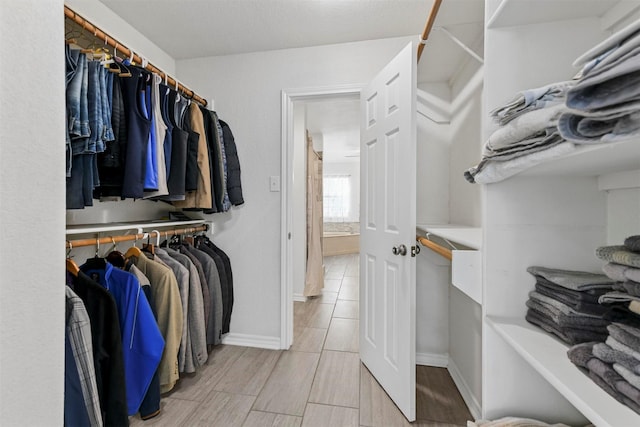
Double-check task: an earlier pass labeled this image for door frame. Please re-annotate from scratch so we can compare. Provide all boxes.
[280,84,363,349]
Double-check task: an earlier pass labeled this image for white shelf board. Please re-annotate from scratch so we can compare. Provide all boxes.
[66,219,205,235]
[416,224,482,250]
[487,0,619,29]
[487,316,640,427]
[518,139,640,178]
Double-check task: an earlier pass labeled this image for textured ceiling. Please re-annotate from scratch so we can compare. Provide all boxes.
[99,0,484,61]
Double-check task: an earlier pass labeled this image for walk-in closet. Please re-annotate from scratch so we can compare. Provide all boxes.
[2,0,640,426]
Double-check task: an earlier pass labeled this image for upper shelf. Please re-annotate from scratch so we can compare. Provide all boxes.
[65,219,206,235]
[518,138,640,178]
[416,224,482,250]
[487,0,620,29]
[487,316,640,427]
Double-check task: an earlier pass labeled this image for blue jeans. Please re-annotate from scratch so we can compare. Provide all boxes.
[67,52,90,139]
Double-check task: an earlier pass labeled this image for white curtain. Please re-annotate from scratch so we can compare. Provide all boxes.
[323,175,351,222]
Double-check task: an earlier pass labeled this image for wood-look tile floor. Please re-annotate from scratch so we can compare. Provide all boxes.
[130,254,473,426]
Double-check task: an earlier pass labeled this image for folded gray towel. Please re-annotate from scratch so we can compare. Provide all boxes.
[530,291,608,320]
[614,363,640,390]
[536,284,609,316]
[628,268,640,283]
[593,342,640,373]
[596,245,640,268]
[607,336,640,362]
[567,342,598,368]
[526,300,609,332]
[527,266,615,291]
[609,323,640,352]
[603,262,629,282]
[588,356,640,410]
[526,309,608,345]
[599,291,640,305]
[626,236,640,253]
[624,281,640,297]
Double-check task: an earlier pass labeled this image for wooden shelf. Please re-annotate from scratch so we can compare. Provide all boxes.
[487,0,619,29]
[487,316,640,427]
[416,224,482,250]
[65,219,205,235]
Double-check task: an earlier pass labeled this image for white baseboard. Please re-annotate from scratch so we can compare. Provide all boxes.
[221,333,281,350]
[416,352,449,368]
[447,357,481,421]
[293,293,307,302]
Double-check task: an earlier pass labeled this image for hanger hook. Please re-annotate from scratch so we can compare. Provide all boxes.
[67,240,73,258]
[151,230,160,246]
[95,237,100,257]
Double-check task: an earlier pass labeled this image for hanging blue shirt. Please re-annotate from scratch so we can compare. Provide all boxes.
[82,261,165,415]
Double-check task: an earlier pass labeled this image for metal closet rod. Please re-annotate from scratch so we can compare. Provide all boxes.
[64,5,208,107]
[67,225,208,249]
[417,0,443,62]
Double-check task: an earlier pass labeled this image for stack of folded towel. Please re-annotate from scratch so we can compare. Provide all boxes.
[465,82,575,184]
[568,341,640,414]
[566,236,640,415]
[596,236,640,326]
[559,20,640,143]
[524,266,615,345]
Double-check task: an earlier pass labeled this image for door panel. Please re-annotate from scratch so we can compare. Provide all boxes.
[359,41,417,422]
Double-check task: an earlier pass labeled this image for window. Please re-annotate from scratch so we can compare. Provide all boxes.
[323,175,351,222]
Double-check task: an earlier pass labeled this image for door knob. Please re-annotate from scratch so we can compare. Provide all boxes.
[392,244,407,256]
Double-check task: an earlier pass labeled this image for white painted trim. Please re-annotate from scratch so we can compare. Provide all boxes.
[293,293,307,302]
[281,84,363,352]
[448,357,481,421]
[416,352,449,367]
[221,333,281,350]
[598,169,640,191]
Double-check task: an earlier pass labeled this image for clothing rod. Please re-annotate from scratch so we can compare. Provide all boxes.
[67,225,208,249]
[64,5,208,107]
[416,235,452,260]
[417,0,443,62]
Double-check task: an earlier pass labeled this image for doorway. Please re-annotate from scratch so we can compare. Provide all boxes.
[280,85,362,349]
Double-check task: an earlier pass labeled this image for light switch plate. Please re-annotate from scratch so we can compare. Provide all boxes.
[269,176,280,192]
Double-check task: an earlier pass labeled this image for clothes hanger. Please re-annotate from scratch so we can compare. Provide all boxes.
[124,234,143,259]
[66,241,80,277]
[106,237,126,268]
[142,230,159,257]
[83,237,107,270]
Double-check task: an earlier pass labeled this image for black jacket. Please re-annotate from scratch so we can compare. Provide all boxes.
[219,119,244,206]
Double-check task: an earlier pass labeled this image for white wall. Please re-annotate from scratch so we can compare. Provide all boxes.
[292,103,307,298]
[416,82,451,225]
[0,1,66,424]
[177,36,417,340]
[323,160,360,223]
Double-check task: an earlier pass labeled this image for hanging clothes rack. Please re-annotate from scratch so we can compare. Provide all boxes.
[416,234,452,260]
[67,224,208,249]
[64,5,208,107]
[417,0,443,62]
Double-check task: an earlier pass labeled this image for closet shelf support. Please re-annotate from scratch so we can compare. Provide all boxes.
[64,5,208,107]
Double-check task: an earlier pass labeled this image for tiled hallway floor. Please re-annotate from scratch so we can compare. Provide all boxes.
[130,254,473,426]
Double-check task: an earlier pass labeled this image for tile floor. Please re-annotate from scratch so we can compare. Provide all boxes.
[130,254,473,426]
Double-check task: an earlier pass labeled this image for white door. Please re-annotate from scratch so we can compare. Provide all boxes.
[360,41,417,421]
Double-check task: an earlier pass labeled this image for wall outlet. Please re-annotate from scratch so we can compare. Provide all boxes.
[269,176,280,192]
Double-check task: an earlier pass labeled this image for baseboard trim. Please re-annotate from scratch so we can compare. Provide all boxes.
[447,357,481,421]
[221,333,281,350]
[293,293,307,302]
[416,352,449,367]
